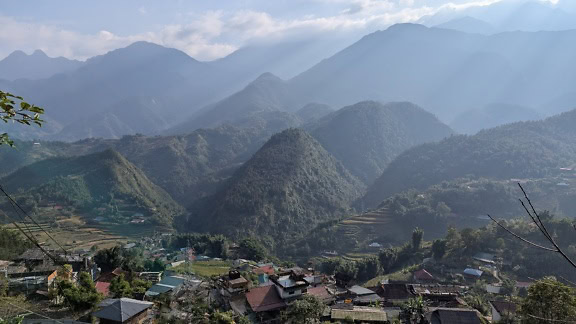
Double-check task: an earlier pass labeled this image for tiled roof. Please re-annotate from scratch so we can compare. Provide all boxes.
[95,282,110,296]
[428,308,482,324]
[331,307,387,322]
[380,284,414,300]
[307,286,334,303]
[414,269,434,281]
[490,301,517,316]
[93,298,153,322]
[246,286,286,312]
[17,249,46,261]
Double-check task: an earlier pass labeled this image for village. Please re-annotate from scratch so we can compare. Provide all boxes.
[0,229,528,324]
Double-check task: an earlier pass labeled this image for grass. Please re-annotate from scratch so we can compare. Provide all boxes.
[363,269,415,287]
[172,260,231,278]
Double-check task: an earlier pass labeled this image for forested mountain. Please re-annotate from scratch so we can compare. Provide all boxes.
[0,49,83,81]
[450,103,543,134]
[307,101,453,184]
[0,149,184,224]
[362,109,576,208]
[0,124,281,205]
[184,128,364,244]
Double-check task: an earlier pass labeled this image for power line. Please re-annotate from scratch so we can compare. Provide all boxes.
[3,301,65,324]
[0,184,69,257]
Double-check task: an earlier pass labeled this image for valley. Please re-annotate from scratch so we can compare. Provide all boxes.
[3,4,576,322]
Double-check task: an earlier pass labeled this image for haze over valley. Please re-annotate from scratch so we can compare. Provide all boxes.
[2,1,576,323]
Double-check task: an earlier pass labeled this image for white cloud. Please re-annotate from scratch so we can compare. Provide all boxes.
[0,0,506,61]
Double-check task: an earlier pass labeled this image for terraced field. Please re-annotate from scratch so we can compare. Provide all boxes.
[7,216,158,250]
[334,208,406,253]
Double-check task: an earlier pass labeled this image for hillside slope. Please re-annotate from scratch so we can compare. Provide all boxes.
[185,128,365,243]
[362,109,576,207]
[309,101,453,184]
[1,150,184,225]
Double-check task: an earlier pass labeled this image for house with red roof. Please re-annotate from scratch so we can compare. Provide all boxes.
[95,281,111,297]
[413,269,434,282]
[245,285,287,313]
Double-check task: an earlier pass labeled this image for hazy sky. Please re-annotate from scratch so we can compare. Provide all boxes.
[0,0,562,61]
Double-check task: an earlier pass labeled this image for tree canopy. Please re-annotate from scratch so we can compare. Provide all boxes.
[0,91,44,146]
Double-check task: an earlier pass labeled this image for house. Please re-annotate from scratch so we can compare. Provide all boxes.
[253,265,275,284]
[347,285,382,305]
[331,306,387,323]
[123,243,137,249]
[473,253,495,264]
[144,275,186,298]
[269,270,309,300]
[515,281,533,290]
[377,284,414,303]
[95,282,111,297]
[413,269,434,282]
[139,272,161,284]
[427,308,483,324]
[463,268,483,278]
[222,270,250,295]
[245,285,287,313]
[93,298,153,324]
[490,301,517,322]
[369,242,382,248]
[96,268,128,283]
[307,286,335,304]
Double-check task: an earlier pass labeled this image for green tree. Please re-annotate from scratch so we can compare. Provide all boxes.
[0,315,24,324]
[0,91,44,146]
[281,295,324,323]
[57,272,101,311]
[378,248,398,273]
[94,246,123,272]
[238,237,268,261]
[357,256,381,281]
[109,274,132,298]
[402,296,429,324]
[431,239,447,260]
[412,227,424,250]
[335,260,358,284]
[520,277,576,323]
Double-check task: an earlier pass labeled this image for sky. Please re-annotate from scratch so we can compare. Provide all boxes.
[0,0,564,61]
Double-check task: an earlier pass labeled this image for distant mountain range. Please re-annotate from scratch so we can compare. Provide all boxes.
[362,108,576,208]
[5,22,576,141]
[423,0,576,33]
[0,50,83,81]
[175,23,576,135]
[450,103,543,134]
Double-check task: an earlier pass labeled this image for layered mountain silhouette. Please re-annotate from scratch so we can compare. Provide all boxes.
[307,101,453,184]
[0,50,83,81]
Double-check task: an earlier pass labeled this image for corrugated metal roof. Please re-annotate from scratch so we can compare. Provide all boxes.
[93,298,153,322]
[463,268,483,277]
[348,285,376,296]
